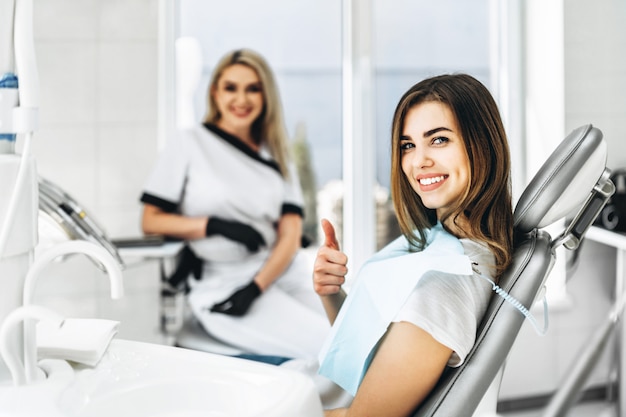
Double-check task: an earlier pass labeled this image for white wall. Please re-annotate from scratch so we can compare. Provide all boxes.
[29,0,159,239]
[24,0,163,343]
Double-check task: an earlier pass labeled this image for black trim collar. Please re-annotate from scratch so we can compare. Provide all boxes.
[203,123,281,174]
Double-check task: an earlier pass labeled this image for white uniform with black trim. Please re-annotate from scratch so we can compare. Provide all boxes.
[141,124,329,359]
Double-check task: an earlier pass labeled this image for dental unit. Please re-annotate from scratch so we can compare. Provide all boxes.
[0,0,41,384]
[0,1,324,416]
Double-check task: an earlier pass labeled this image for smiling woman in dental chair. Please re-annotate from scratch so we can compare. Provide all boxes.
[313,74,514,416]
[140,48,328,360]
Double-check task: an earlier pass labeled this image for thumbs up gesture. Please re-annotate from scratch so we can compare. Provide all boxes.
[313,219,348,296]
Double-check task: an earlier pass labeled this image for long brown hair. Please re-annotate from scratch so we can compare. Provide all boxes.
[204,48,290,177]
[390,74,513,278]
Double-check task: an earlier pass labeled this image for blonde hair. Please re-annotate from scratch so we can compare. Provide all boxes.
[390,74,513,278]
[204,49,290,177]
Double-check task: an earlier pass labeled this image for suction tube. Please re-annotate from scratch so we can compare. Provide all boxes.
[0,0,40,297]
[0,0,40,385]
[0,0,39,260]
[13,0,39,111]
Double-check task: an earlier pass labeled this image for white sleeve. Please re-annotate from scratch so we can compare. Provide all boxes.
[392,241,495,367]
[141,130,190,210]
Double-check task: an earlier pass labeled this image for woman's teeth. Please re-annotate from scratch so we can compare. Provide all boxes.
[419,176,445,185]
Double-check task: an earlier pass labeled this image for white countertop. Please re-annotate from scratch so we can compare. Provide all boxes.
[117,241,184,260]
[585,225,626,250]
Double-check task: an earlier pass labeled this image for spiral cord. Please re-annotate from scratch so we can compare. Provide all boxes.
[473,263,548,336]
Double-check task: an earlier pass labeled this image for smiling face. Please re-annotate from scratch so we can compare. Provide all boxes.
[212,64,264,141]
[400,101,471,222]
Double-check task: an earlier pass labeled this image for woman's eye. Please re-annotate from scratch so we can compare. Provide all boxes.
[400,142,414,152]
[247,84,262,93]
[432,136,449,145]
[224,84,237,92]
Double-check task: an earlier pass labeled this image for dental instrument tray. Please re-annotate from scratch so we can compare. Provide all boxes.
[38,177,125,267]
[111,235,166,248]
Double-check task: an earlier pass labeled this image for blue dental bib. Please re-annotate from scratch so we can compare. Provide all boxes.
[318,223,473,396]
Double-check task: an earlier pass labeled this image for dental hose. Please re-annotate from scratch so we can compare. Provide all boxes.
[0,130,34,261]
[1,0,40,262]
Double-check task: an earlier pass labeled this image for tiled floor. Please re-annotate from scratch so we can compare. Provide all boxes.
[501,401,617,417]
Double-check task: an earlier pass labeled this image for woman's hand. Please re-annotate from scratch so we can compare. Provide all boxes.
[313,219,348,296]
[205,217,266,252]
[210,281,261,316]
[313,219,348,324]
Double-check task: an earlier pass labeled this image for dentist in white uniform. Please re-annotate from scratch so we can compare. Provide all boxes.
[141,48,329,360]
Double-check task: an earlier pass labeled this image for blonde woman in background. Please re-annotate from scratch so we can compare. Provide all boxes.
[141,48,328,361]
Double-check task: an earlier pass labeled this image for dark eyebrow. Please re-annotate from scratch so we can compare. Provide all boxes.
[424,127,453,138]
[222,80,261,88]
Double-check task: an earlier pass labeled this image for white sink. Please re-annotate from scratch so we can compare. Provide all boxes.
[0,339,324,417]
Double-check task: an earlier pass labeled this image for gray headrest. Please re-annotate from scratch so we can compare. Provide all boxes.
[514,125,607,233]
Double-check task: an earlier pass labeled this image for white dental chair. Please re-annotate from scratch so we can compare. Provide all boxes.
[412,124,615,417]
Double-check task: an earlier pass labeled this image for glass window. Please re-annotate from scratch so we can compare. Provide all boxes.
[179,0,342,244]
[372,0,490,189]
[178,0,495,253]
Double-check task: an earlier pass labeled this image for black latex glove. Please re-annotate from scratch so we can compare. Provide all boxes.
[164,245,203,292]
[205,217,266,252]
[210,281,261,316]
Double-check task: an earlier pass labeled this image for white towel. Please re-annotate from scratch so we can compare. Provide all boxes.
[36,318,119,366]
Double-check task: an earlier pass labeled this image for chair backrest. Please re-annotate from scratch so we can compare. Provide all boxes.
[412,124,615,417]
